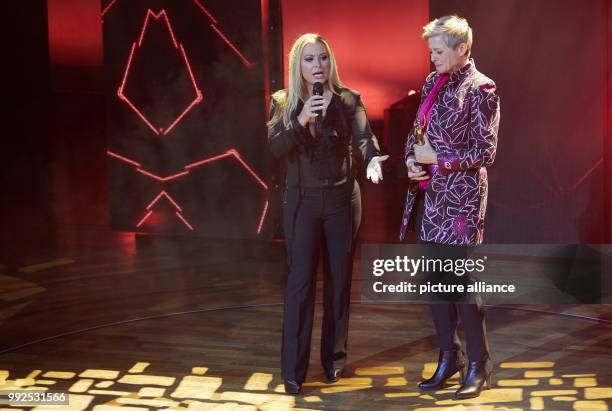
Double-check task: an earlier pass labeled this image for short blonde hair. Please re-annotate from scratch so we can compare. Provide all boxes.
[422,15,473,55]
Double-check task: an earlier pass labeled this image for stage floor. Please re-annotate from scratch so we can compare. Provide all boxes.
[0,237,610,410]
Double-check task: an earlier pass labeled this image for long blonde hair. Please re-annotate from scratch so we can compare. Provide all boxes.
[269,33,345,128]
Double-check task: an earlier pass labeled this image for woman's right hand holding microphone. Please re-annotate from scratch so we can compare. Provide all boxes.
[297,95,326,127]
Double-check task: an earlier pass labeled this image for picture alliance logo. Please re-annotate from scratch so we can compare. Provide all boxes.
[371,256,488,277]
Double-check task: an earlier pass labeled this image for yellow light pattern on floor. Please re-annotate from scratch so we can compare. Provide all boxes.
[244,373,273,391]
[33,379,56,385]
[585,387,612,400]
[384,392,420,398]
[531,389,578,396]
[385,377,407,386]
[79,370,119,380]
[354,366,404,375]
[499,362,554,369]
[575,378,598,388]
[137,387,165,398]
[42,371,75,379]
[530,396,544,410]
[552,396,578,401]
[127,363,149,374]
[171,375,222,400]
[496,379,539,387]
[88,389,132,396]
[574,400,609,411]
[524,370,553,378]
[70,379,93,393]
[118,374,175,386]
[0,360,608,410]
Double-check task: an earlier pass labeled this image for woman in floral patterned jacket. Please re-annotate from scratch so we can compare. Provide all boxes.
[401,16,500,400]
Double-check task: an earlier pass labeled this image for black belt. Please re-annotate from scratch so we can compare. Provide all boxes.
[300,181,347,194]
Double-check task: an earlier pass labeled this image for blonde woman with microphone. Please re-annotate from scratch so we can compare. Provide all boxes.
[268,33,387,394]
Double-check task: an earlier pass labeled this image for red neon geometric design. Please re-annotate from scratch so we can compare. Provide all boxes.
[107,149,268,233]
[102,0,256,68]
[117,9,203,136]
[136,210,153,228]
[208,23,255,68]
[101,0,119,19]
[146,190,183,211]
[136,190,193,230]
[192,0,255,68]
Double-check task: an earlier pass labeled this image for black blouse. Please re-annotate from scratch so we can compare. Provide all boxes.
[268,88,381,188]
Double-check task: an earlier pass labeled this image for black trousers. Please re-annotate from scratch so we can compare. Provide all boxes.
[414,190,489,362]
[281,181,361,382]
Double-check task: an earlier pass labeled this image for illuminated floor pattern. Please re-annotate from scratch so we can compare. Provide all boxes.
[1,304,610,411]
[0,244,610,410]
[3,361,610,410]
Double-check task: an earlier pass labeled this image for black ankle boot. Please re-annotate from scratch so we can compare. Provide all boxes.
[454,357,493,400]
[284,379,302,395]
[419,350,466,391]
[325,368,343,383]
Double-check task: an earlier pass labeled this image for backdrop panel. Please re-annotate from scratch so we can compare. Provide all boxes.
[103,0,271,239]
[430,0,608,243]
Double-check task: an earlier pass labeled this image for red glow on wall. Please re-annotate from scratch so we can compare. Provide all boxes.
[192,0,256,68]
[117,9,203,136]
[209,25,256,68]
[256,200,269,234]
[103,1,255,67]
[107,150,268,232]
[260,0,271,117]
[184,149,268,190]
[138,190,194,230]
[107,150,142,167]
[136,168,190,183]
[48,0,103,66]
[192,0,218,23]
[136,210,153,227]
[281,0,429,119]
[224,150,268,190]
[175,211,195,231]
[101,0,119,18]
[568,157,604,192]
[146,190,183,212]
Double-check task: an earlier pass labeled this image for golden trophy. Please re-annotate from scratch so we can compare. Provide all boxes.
[414,118,425,146]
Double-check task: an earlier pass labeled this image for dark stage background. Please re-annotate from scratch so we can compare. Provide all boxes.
[103,0,269,238]
[430,0,611,243]
[3,0,611,257]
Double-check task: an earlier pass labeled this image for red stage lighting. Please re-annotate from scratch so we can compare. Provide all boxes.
[117,9,203,136]
[107,150,268,233]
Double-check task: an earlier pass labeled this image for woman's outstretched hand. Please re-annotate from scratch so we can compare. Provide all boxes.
[366,155,389,184]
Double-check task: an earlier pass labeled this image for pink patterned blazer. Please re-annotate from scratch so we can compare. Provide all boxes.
[399,60,500,245]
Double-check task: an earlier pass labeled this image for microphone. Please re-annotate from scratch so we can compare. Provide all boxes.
[313,82,324,136]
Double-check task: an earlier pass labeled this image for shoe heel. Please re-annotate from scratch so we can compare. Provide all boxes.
[484,372,492,389]
[459,367,466,384]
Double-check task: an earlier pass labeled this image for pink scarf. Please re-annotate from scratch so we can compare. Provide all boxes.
[416,73,449,190]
